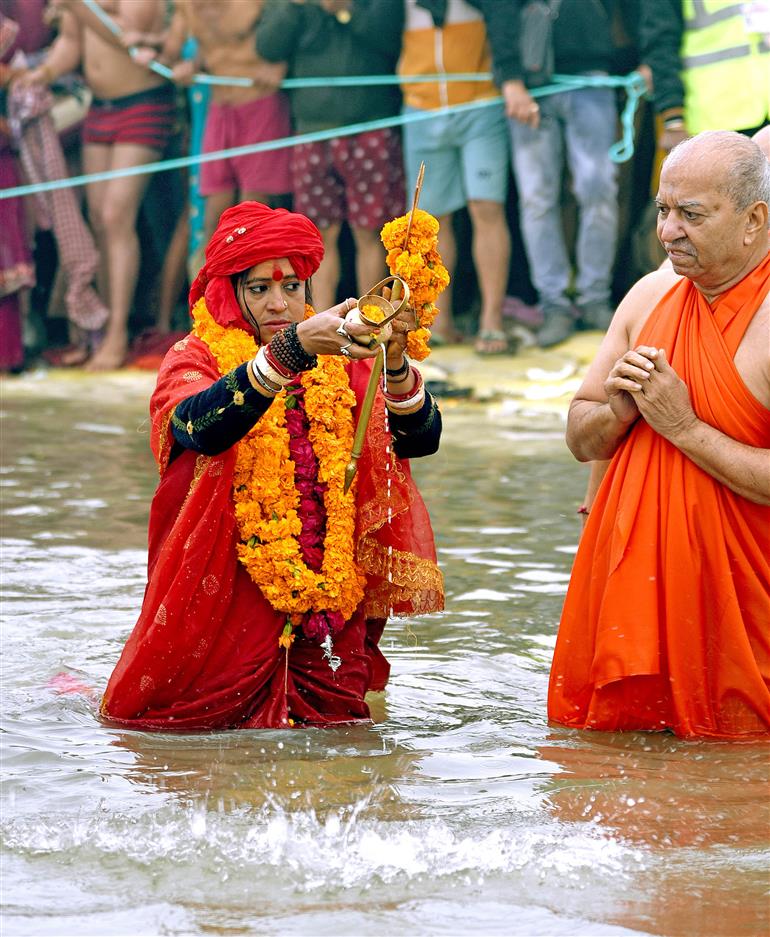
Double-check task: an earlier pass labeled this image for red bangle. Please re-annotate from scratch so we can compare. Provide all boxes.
[383,370,423,402]
[263,343,296,379]
[577,505,590,516]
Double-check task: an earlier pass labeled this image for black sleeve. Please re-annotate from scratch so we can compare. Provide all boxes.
[349,0,405,59]
[638,0,684,115]
[390,392,442,460]
[255,1,304,63]
[170,363,273,457]
[471,0,526,86]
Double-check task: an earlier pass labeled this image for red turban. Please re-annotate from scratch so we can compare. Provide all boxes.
[189,201,325,329]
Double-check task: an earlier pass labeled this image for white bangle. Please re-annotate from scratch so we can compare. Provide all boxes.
[254,347,293,388]
[385,387,426,412]
[248,359,280,395]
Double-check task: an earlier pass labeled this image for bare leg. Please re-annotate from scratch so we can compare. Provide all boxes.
[81,144,113,361]
[87,143,157,370]
[350,225,387,298]
[430,213,462,343]
[312,223,342,313]
[468,199,511,354]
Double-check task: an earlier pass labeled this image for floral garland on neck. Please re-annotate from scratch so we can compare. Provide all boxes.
[191,297,366,643]
[380,208,450,361]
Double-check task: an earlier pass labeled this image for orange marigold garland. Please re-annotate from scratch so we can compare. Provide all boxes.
[380,208,450,361]
[191,298,366,635]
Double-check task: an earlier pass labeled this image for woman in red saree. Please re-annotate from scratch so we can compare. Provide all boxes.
[101,201,444,730]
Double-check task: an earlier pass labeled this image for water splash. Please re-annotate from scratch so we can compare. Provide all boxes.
[2,797,644,893]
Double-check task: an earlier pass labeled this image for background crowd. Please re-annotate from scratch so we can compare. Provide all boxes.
[0,0,768,373]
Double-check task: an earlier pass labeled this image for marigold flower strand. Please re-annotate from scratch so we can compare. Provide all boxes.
[380,209,449,361]
[191,299,366,642]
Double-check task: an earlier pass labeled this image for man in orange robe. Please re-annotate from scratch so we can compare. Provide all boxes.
[549,130,770,739]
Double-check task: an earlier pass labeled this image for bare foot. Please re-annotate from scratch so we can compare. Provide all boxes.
[59,345,91,367]
[85,337,128,371]
[42,344,90,367]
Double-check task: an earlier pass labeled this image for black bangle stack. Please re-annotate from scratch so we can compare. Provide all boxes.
[270,323,318,373]
[387,356,410,381]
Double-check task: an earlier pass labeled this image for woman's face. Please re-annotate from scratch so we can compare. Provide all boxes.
[236,258,306,341]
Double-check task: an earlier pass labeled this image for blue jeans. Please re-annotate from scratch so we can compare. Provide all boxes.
[509,85,618,310]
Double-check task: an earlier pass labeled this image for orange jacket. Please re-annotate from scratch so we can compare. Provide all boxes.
[398,0,497,110]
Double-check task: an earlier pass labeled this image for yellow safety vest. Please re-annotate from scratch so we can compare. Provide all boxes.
[681,0,770,134]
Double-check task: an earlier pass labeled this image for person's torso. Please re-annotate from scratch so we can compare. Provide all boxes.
[81,0,167,98]
[552,0,616,74]
[630,267,770,412]
[184,0,277,104]
[284,2,402,131]
[733,289,770,410]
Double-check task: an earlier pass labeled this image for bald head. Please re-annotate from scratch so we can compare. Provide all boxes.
[752,126,770,161]
[664,130,770,212]
[656,130,769,293]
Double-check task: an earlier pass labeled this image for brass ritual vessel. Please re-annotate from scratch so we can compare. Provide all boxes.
[343,163,425,494]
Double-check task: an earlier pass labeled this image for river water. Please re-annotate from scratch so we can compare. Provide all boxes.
[1,371,768,937]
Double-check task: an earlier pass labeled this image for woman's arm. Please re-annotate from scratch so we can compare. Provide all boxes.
[170,362,273,458]
[171,300,380,457]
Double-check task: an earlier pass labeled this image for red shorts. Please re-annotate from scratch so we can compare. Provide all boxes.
[291,129,406,230]
[199,94,292,196]
[82,85,177,151]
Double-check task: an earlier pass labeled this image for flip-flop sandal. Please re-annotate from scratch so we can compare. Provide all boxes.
[474,329,510,355]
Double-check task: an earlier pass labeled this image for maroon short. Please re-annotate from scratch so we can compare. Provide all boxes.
[199,94,292,196]
[82,85,177,151]
[291,128,406,231]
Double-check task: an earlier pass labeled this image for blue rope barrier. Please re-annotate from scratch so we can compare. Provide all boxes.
[0,69,647,201]
[2,0,647,199]
[609,71,649,163]
[80,0,644,102]
[0,98,492,200]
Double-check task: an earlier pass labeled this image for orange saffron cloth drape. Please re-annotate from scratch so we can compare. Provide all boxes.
[101,340,443,730]
[548,253,770,739]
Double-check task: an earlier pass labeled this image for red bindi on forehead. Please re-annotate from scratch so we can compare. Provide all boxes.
[271,265,284,282]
